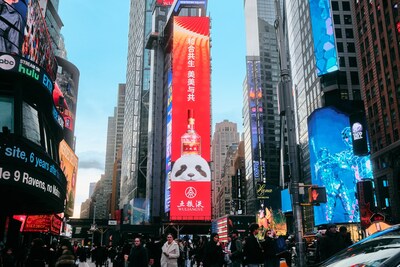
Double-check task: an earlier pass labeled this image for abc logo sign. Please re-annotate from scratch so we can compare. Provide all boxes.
[0,55,16,70]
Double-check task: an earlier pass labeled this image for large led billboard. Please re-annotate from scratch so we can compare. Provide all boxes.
[59,140,78,217]
[169,16,211,221]
[246,59,266,182]
[309,0,339,76]
[308,106,373,225]
[0,0,57,80]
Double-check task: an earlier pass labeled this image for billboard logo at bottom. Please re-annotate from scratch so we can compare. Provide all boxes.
[0,54,16,70]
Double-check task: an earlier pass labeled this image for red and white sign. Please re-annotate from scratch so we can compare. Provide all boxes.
[170,181,211,220]
[169,16,211,221]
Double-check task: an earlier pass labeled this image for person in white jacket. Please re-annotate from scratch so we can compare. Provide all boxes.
[161,233,180,267]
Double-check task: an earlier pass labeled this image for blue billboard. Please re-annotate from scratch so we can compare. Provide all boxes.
[164,70,173,213]
[308,107,373,225]
[246,59,266,182]
[309,0,339,76]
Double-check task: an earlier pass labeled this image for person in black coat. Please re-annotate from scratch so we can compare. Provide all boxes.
[127,238,148,267]
[26,238,46,267]
[243,223,264,267]
[147,236,163,267]
[203,234,224,267]
[319,224,346,261]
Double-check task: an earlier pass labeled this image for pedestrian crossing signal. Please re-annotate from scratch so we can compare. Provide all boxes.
[308,186,327,204]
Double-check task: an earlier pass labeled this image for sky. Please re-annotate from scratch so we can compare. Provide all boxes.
[58,1,247,218]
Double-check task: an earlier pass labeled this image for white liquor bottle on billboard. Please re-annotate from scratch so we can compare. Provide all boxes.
[181,109,201,155]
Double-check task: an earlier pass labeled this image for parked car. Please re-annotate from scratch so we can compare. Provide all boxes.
[317,224,400,266]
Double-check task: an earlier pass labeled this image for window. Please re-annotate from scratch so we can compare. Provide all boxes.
[349,57,357,67]
[347,42,355,52]
[0,96,14,133]
[337,42,344,52]
[342,2,350,11]
[334,14,341,25]
[345,29,354,38]
[332,1,339,11]
[351,72,360,85]
[344,15,352,24]
[22,102,41,145]
[335,28,342,38]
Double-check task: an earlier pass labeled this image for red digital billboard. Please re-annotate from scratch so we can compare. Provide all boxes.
[169,16,211,221]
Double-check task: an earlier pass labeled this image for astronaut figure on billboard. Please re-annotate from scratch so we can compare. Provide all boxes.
[315,146,354,222]
[314,127,372,223]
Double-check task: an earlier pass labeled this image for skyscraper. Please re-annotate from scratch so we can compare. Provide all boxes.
[352,1,400,222]
[243,0,282,214]
[212,120,240,218]
[285,0,367,230]
[120,0,153,219]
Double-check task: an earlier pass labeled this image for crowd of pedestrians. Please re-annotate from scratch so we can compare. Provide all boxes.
[0,222,354,267]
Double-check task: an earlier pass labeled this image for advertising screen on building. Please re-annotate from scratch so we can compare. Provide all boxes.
[0,0,57,80]
[308,106,373,225]
[169,16,211,221]
[246,59,266,182]
[309,0,339,76]
[164,70,172,213]
[59,140,78,217]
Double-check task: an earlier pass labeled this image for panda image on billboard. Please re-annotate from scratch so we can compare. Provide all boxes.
[171,154,211,181]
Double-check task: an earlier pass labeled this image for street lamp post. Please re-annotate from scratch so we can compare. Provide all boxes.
[274,1,306,266]
[91,201,97,248]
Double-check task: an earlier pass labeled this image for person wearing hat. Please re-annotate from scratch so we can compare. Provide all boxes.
[243,223,264,267]
[319,223,346,261]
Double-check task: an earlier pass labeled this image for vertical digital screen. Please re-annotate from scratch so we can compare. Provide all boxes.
[169,16,211,221]
[308,107,373,225]
[164,70,172,213]
[246,59,266,181]
[59,140,78,217]
[309,0,339,76]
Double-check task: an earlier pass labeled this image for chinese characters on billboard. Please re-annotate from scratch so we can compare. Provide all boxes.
[0,0,57,80]
[169,16,211,221]
[308,107,373,225]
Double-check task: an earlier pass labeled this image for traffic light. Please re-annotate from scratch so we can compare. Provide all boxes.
[308,186,327,204]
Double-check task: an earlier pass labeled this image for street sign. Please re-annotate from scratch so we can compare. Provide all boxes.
[108,220,117,226]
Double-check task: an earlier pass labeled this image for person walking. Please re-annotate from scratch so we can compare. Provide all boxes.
[203,233,224,267]
[160,234,180,267]
[243,223,264,267]
[227,230,243,267]
[126,238,148,267]
[262,230,279,267]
